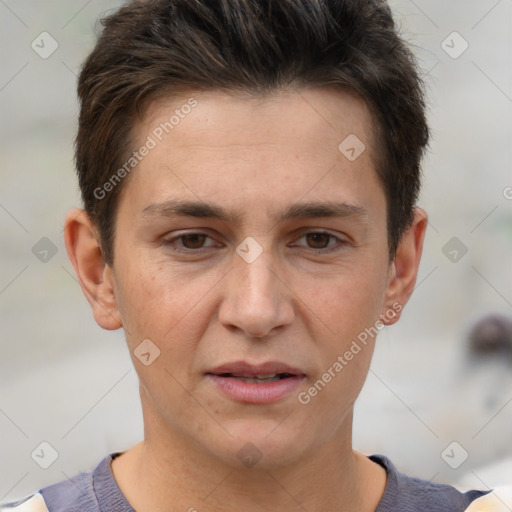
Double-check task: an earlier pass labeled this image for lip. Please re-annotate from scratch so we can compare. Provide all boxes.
[206,360,306,404]
[208,361,305,376]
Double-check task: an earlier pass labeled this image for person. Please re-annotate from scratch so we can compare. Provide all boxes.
[0,0,501,510]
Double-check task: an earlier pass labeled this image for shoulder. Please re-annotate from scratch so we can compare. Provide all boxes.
[38,466,97,512]
[371,454,491,512]
[465,486,512,511]
[1,471,96,512]
[0,494,49,512]
[0,455,115,512]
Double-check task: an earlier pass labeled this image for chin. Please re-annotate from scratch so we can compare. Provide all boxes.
[206,417,316,471]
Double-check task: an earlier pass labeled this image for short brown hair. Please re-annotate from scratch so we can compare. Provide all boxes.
[76,0,429,265]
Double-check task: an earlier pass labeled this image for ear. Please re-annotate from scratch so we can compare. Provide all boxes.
[64,208,122,330]
[381,208,428,326]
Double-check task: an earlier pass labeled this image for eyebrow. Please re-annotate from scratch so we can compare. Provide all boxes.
[141,199,368,224]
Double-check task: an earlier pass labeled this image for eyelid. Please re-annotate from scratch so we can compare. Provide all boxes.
[162,229,349,254]
[290,230,349,253]
[163,230,222,252]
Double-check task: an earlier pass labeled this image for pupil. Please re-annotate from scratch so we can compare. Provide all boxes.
[307,233,329,248]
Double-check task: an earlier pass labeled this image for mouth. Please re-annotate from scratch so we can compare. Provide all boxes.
[206,362,306,403]
[212,372,297,383]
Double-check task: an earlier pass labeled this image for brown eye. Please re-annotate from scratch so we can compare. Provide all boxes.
[163,232,221,254]
[291,231,347,255]
[180,234,207,249]
[305,232,333,249]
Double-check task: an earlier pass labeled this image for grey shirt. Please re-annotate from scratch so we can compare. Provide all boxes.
[4,453,489,511]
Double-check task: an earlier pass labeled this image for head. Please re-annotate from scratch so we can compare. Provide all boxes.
[66,0,429,471]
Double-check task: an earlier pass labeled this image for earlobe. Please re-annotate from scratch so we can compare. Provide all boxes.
[64,208,122,330]
[381,208,428,326]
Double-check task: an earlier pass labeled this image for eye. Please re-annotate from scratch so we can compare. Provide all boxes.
[163,232,220,252]
[292,231,346,253]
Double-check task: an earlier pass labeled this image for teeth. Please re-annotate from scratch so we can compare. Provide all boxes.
[234,377,281,383]
[230,373,281,383]
[231,373,277,379]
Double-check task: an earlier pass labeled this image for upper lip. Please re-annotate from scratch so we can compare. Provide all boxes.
[207,361,305,377]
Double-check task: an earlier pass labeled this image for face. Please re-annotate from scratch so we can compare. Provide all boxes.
[99,88,401,469]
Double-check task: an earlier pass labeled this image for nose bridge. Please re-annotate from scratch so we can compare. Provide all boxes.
[237,249,276,300]
[218,246,293,338]
[234,245,278,310]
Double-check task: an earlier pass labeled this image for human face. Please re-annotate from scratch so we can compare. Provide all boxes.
[110,87,394,469]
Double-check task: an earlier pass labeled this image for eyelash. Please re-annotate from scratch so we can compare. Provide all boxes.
[163,231,347,255]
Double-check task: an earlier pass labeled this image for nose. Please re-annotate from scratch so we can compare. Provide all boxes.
[217,249,295,339]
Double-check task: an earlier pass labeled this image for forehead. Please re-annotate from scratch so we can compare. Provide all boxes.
[121,87,384,223]
[141,87,377,157]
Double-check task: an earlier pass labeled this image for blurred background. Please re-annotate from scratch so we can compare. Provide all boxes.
[1,0,511,502]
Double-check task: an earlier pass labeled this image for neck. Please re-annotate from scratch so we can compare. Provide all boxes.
[111,401,386,512]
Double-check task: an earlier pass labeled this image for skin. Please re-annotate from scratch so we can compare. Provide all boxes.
[65,87,427,512]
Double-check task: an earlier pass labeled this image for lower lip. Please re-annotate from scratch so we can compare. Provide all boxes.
[207,374,305,404]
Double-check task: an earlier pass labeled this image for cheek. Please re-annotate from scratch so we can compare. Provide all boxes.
[298,283,380,426]
[292,253,389,410]
[113,253,222,353]
[295,261,388,341]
